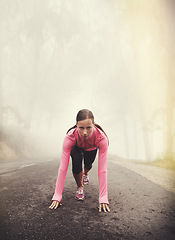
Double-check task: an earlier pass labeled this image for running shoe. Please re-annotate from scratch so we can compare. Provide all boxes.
[75,186,85,200]
[83,174,90,185]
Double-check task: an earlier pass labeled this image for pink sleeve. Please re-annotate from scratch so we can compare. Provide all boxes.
[52,136,74,202]
[98,136,109,204]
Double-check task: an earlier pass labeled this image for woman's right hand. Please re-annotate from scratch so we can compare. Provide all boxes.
[49,200,61,209]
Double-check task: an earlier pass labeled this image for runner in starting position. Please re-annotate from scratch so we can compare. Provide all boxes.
[49,109,110,213]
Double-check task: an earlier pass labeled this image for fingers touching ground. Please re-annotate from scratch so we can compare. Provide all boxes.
[99,203,110,213]
[49,201,110,212]
[49,200,62,209]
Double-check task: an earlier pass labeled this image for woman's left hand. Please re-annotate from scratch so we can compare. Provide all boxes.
[99,203,110,213]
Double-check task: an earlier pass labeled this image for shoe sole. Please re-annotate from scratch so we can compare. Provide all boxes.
[75,197,85,200]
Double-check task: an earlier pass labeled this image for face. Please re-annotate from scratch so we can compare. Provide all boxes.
[77,118,94,139]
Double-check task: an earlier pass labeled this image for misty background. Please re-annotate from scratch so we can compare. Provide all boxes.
[0,0,175,162]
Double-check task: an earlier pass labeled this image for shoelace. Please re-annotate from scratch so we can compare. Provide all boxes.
[83,175,88,181]
[77,187,83,194]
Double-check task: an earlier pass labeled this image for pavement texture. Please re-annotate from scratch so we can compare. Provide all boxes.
[0,157,175,240]
[110,159,175,194]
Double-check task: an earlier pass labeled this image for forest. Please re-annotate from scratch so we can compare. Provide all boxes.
[0,0,174,166]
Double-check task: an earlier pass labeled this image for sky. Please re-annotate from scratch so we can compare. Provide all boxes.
[1,0,174,161]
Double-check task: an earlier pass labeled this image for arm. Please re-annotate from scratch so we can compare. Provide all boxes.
[98,136,109,205]
[50,136,74,206]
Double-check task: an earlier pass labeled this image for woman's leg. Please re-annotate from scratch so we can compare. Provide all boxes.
[73,171,83,187]
[71,146,83,187]
[83,148,98,175]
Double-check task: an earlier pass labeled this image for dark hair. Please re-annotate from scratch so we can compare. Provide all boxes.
[67,109,109,143]
[76,109,94,123]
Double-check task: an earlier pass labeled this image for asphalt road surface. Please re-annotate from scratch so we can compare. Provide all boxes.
[0,157,175,240]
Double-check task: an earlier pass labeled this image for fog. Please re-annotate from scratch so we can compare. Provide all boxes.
[0,0,175,161]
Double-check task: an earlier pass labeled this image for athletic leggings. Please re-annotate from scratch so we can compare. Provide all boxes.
[70,145,98,174]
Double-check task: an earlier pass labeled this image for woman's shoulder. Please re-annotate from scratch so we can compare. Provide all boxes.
[94,125,106,138]
[94,126,108,146]
[63,127,77,146]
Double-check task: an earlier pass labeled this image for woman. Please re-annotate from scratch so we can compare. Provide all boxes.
[49,109,110,213]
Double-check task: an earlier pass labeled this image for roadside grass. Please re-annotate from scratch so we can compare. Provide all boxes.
[108,154,175,172]
[145,158,175,171]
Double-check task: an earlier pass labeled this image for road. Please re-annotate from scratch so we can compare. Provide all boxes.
[0,157,175,240]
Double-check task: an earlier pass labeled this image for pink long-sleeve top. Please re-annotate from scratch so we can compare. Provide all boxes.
[52,125,109,204]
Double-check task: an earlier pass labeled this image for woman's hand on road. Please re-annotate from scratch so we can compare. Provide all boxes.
[99,203,110,213]
[49,200,61,209]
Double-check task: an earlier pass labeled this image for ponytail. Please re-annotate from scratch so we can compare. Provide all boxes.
[66,125,77,134]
